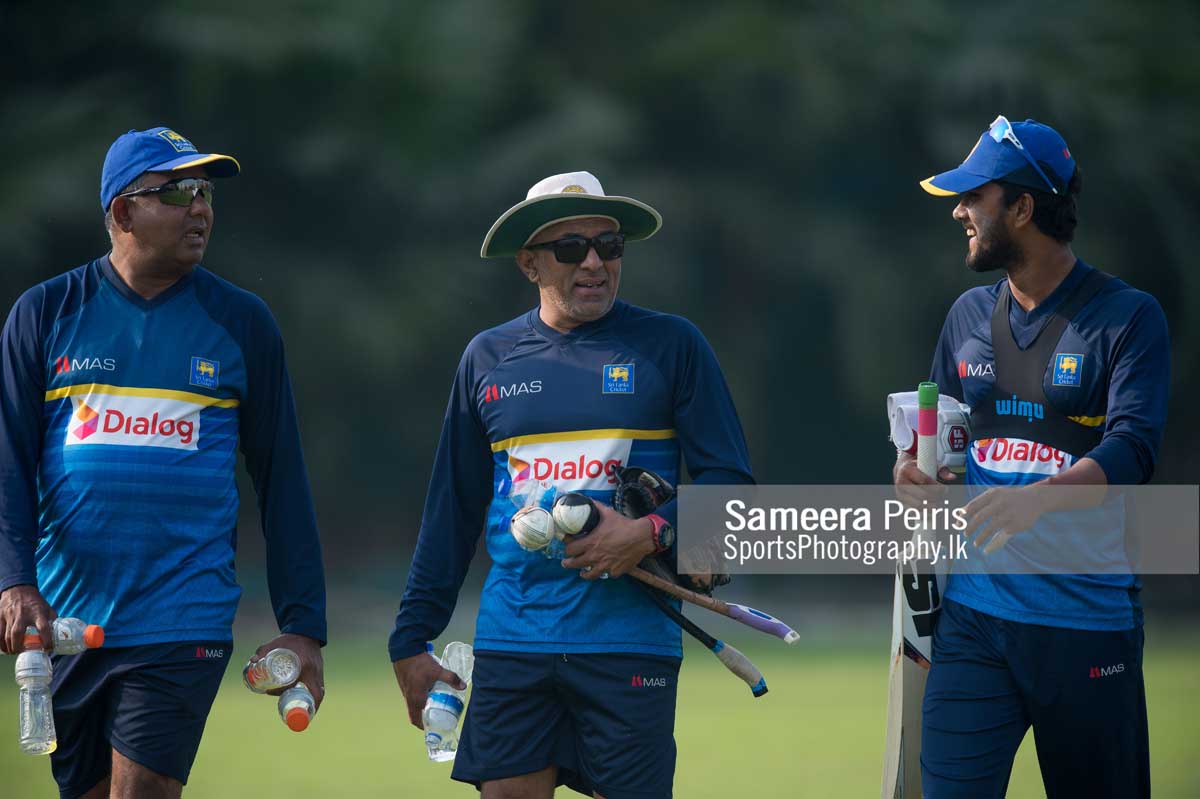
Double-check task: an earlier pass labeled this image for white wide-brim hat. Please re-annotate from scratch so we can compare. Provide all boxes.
[480,171,662,258]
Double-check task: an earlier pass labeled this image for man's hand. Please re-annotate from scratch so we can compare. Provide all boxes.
[964,484,1050,554]
[561,502,656,580]
[251,633,325,709]
[392,651,467,729]
[893,451,957,509]
[676,538,730,595]
[0,585,56,655]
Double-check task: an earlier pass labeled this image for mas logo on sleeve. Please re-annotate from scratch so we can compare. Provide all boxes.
[602,363,634,394]
[1052,353,1083,387]
[190,357,220,390]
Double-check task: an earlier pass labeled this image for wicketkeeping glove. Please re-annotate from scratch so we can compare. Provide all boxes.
[613,467,730,595]
[612,466,675,518]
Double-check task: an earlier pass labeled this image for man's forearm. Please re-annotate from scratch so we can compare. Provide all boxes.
[1028,456,1109,513]
[0,525,37,595]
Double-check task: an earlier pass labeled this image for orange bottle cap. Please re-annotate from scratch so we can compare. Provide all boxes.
[22,632,43,650]
[286,708,310,732]
[83,625,104,649]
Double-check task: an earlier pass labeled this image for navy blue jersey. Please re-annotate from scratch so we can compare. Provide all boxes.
[930,260,1170,630]
[0,256,326,647]
[389,301,753,661]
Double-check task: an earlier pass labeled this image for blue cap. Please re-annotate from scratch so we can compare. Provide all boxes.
[920,117,1075,197]
[100,126,240,211]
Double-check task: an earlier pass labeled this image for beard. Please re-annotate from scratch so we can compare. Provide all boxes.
[543,283,616,326]
[966,218,1022,273]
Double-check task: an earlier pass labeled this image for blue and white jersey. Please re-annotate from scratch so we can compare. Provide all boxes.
[0,256,326,647]
[930,261,1170,630]
[389,301,753,660]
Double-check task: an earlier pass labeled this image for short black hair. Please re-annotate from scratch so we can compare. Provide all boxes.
[998,166,1083,243]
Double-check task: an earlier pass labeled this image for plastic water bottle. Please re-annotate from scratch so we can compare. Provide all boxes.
[15,627,56,755]
[243,648,301,693]
[49,618,104,655]
[278,681,316,732]
[422,641,474,762]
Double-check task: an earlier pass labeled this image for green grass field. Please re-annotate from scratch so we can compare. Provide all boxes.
[2,634,1197,797]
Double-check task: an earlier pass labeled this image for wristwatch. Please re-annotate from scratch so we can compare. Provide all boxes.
[647,513,675,553]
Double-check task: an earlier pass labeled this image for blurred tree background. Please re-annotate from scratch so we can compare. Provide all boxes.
[2,1,1197,616]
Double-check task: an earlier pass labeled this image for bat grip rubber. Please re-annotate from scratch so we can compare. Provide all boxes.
[726,604,801,644]
[711,640,768,697]
[917,382,938,478]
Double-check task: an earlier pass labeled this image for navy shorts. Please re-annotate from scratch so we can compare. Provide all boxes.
[453,651,681,798]
[921,599,1149,799]
[48,640,233,798]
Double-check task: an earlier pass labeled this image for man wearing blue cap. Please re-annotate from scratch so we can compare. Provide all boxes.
[0,127,327,798]
[389,172,754,799]
[895,117,1168,797]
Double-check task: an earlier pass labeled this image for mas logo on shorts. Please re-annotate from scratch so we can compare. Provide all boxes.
[195,646,226,659]
[1089,663,1125,679]
[631,674,669,688]
[1053,353,1083,387]
[158,129,198,153]
[603,363,634,394]
[190,357,220,389]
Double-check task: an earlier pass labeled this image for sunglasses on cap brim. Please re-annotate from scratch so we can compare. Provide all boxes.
[117,177,215,207]
[524,232,625,264]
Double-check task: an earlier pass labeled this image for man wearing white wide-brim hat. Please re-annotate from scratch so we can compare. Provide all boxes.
[389,172,754,798]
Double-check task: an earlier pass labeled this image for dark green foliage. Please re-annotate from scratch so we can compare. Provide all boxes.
[2,2,1196,563]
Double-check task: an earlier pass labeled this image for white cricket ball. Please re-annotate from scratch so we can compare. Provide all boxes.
[510,506,559,551]
[552,493,601,536]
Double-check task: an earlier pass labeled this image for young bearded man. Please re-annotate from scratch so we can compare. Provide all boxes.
[896,117,1168,798]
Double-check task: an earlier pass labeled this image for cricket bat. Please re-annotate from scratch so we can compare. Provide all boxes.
[881,381,943,798]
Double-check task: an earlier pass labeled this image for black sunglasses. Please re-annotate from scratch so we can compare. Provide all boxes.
[117,177,215,207]
[525,232,625,263]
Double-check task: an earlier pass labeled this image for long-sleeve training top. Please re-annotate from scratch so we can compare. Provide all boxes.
[389,301,753,661]
[0,256,326,647]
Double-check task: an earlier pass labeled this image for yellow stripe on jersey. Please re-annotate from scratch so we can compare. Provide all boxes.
[44,383,239,408]
[490,427,676,453]
[1068,414,1106,428]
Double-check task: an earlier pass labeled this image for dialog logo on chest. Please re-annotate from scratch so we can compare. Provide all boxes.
[505,437,634,491]
[971,437,1072,477]
[65,395,201,451]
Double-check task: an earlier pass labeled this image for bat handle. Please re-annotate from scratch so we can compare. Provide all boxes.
[711,640,768,697]
[726,604,801,644]
[917,381,939,478]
